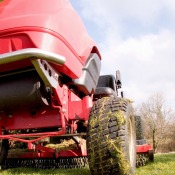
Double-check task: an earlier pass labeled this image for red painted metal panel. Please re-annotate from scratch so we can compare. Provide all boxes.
[68,91,92,120]
[1,107,62,130]
[0,0,101,77]
[136,144,152,153]
[0,29,83,78]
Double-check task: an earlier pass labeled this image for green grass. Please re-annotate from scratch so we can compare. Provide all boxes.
[136,153,175,175]
[0,168,91,175]
[0,153,175,175]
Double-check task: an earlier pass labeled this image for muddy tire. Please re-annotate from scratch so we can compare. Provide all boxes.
[0,139,8,165]
[87,97,136,175]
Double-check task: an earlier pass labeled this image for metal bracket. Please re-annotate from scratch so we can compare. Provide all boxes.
[31,59,59,88]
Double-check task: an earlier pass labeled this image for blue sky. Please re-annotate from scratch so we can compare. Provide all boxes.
[69,0,175,107]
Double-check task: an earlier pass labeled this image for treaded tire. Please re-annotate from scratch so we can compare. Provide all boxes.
[135,116,144,141]
[0,139,9,165]
[87,97,136,175]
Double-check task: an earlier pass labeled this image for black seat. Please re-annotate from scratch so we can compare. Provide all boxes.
[94,75,117,99]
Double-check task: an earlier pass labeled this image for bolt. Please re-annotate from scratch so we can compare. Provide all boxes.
[55,73,58,78]
[62,109,66,113]
[9,114,13,118]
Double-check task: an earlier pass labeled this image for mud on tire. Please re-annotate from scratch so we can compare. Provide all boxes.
[87,97,136,175]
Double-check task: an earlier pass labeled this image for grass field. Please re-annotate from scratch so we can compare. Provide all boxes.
[1,153,175,175]
[136,153,175,175]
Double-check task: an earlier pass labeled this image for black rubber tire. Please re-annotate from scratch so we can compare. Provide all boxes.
[148,150,154,162]
[135,116,144,141]
[87,97,136,175]
[0,139,9,165]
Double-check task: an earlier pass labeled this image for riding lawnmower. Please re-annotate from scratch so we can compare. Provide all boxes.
[0,0,136,174]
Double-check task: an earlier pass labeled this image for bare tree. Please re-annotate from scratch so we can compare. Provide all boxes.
[137,93,174,153]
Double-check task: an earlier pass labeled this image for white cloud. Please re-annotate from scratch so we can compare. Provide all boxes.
[70,0,175,107]
[78,0,165,27]
[163,0,175,18]
[100,29,175,106]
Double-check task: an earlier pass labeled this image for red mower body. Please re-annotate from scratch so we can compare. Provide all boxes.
[0,0,100,77]
[136,144,152,153]
[0,0,101,159]
[0,2,137,173]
